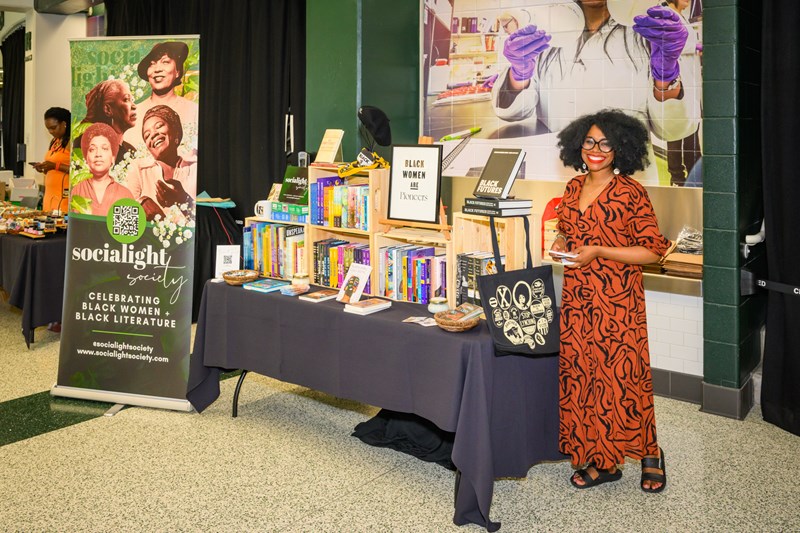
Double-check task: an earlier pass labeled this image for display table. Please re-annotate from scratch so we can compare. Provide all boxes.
[0,233,67,346]
[187,281,563,531]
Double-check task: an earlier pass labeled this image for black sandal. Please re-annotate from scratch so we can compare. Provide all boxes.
[570,463,622,489]
[640,447,667,493]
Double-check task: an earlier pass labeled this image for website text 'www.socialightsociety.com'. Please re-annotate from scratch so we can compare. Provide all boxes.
[76,340,169,363]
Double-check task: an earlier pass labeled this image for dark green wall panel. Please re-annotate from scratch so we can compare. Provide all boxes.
[306,0,420,161]
[703,6,736,44]
[361,0,419,153]
[703,43,736,81]
[704,229,740,269]
[704,81,736,118]
[704,340,739,388]
[703,155,736,193]
[704,192,737,230]
[306,0,360,158]
[703,118,737,155]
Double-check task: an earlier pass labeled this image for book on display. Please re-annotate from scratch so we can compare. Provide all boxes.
[343,298,392,315]
[298,289,339,302]
[472,148,526,199]
[337,262,372,304]
[277,165,309,204]
[242,278,291,293]
[314,129,345,163]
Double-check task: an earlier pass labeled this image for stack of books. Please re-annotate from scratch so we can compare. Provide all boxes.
[455,251,504,306]
[461,197,532,217]
[461,147,531,217]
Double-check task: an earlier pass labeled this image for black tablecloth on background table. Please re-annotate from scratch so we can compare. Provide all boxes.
[0,233,67,346]
[187,281,563,530]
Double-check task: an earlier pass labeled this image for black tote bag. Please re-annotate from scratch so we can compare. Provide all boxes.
[477,216,560,356]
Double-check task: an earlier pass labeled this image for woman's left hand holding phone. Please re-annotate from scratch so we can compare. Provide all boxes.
[30,161,55,173]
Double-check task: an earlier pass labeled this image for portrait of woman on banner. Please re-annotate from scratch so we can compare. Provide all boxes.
[124,40,199,157]
[70,123,135,216]
[123,105,197,221]
[73,79,139,165]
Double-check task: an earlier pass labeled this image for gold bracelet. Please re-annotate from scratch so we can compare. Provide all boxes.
[555,233,567,242]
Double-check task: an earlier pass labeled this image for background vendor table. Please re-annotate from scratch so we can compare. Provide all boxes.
[0,233,66,346]
[187,281,562,530]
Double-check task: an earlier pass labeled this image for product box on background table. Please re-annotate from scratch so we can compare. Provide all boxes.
[9,178,39,203]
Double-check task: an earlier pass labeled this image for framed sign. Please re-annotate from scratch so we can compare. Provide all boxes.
[387,144,443,224]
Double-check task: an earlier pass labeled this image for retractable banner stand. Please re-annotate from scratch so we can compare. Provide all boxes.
[52,36,200,411]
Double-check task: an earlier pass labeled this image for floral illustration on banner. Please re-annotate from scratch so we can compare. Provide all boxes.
[110,65,149,101]
[152,204,196,248]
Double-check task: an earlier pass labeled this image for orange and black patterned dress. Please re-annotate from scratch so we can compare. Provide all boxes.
[557,174,671,470]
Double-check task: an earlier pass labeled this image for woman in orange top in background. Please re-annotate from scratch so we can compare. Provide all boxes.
[31,107,71,212]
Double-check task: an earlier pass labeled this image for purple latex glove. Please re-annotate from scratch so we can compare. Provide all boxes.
[482,73,499,89]
[503,25,551,82]
[633,6,688,82]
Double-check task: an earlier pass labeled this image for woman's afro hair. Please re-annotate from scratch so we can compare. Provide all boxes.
[556,109,650,176]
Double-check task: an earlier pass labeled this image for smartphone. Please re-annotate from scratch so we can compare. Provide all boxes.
[550,250,577,266]
[28,161,39,166]
[549,250,578,259]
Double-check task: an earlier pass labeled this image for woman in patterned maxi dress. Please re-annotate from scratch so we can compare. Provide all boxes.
[551,110,672,492]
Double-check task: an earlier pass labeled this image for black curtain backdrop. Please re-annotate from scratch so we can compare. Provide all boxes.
[106,0,306,222]
[761,1,800,436]
[1,28,26,175]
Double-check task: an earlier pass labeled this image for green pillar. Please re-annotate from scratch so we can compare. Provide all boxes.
[701,0,766,418]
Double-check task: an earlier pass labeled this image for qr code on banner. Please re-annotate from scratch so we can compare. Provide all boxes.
[112,205,140,236]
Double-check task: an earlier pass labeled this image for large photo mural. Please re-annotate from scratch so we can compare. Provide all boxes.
[422,0,703,187]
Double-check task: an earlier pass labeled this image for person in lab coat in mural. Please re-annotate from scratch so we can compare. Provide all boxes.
[491,0,701,185]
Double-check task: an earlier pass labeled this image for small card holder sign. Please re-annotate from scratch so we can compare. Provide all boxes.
[387,144,443,225]
[215,245,241,279]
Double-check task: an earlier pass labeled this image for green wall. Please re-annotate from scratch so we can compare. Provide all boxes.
[306,0,419,162]
[306,0,361,160]
[702,0,766,390]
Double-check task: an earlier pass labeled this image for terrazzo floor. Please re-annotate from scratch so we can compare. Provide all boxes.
[1,301,799,532]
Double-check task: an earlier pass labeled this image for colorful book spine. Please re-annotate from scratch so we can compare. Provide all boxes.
[363,247,371,295]
[360,185,369,230]
[243,226,252,270]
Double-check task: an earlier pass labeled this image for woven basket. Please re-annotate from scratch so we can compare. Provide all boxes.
[434,311,480,333]
[222,269,259,286]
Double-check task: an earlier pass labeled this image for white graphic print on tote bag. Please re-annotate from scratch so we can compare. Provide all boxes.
[488,278,555,350]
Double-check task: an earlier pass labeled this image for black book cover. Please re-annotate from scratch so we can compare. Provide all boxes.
[472,148,526,199]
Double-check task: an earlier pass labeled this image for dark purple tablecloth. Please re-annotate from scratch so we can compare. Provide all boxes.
[187,281,563,530]
[0,233,66,346]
